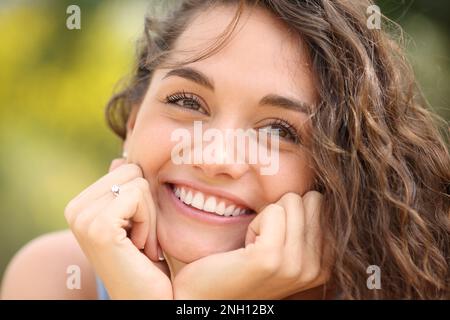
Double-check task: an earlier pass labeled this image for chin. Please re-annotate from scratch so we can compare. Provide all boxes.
[154,179,257,263]
[157,219,248,263]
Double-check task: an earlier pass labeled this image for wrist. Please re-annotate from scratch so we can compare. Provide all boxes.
[109,281,174,300]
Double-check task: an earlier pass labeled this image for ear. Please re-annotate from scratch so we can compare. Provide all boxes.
[123,105,140,152]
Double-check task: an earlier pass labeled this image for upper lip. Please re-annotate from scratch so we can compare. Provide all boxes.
[165,179,255,212]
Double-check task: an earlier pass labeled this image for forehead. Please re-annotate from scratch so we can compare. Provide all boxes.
[164,4,317,105]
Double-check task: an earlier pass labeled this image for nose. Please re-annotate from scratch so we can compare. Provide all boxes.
[193,153,251,180]
[191,126,251,180]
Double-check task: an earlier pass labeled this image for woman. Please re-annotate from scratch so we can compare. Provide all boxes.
[2,0,449,299]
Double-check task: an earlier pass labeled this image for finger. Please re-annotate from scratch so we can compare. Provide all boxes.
[70,191,113,237]
[68,163,143,215]
[94,178,158,261]
[116,179,151,246]
[143,191,159,262]
[300,191,330,285]
[246,203,286,250]
[277,193,304,255]
[109,158,127,173]
[122,178,159,262]
[302,191,323,251]
[93,180,148,244]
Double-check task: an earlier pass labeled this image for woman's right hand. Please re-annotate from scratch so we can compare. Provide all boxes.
[64,159,172,299]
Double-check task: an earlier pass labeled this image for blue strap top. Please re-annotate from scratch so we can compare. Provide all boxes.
[95,276,110,300]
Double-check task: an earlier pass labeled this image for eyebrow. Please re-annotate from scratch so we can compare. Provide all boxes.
[162,67,310,114]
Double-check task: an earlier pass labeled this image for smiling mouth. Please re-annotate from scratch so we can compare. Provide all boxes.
[167,183,255,217]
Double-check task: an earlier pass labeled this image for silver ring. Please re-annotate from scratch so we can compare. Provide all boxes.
[111,184,120,197]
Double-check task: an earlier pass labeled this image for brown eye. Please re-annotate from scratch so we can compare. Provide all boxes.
[258,119,300,144]
[164,91,208,115]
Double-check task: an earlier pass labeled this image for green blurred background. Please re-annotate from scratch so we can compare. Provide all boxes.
[0,0,449,281]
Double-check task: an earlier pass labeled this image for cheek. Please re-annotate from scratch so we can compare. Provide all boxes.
[260,152,315,201]
[129,116,177,176]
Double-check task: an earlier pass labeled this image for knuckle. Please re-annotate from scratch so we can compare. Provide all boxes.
[124,163,143,177]
[303,190,322,199]
[258,250,283,275]
[64,200,77,223]
[264,203,284,214]
[302,266,322,283]
[282,192,301,201]
[134,177,149,191]
[128,184,144,202]
[303,194,324,217]
[281,263,302,281]
[109,158,124,169]
[87,218,110,246]
[279,192,302,207]
[72,211,91,234]
[302,191,323,206]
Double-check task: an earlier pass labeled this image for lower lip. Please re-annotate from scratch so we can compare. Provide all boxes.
[163,184,256,225]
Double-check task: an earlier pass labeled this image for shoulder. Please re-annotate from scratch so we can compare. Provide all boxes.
[1,229,97,299]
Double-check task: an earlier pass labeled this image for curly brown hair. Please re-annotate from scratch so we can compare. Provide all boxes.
[105,0,450,299]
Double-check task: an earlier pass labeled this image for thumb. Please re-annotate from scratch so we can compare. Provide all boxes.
[245,204,285,248]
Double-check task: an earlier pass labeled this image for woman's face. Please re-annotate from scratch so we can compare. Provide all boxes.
[126,5,317,263]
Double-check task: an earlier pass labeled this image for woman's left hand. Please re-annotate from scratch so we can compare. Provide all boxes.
[172,191,331,299]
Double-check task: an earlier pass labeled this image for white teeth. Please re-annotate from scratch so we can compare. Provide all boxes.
[232,207,241,216]
[173,185,249,217]
[191,192,205,210]
[224,205,235,217]
[215,201,226,216]
[203,197,216,213]
[180,188,186,201]
[185,191,193,205]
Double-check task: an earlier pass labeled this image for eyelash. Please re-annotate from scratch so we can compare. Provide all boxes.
[164,91,301,144]
[259,118,301,144]
[164,90,208,115]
